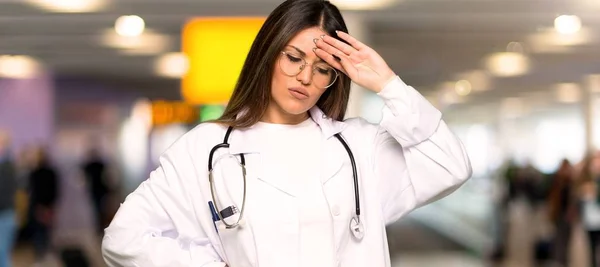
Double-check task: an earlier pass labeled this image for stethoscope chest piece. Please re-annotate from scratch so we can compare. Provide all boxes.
[349,216,364,240]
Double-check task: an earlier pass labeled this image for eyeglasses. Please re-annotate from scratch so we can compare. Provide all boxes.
[279,51,339,89]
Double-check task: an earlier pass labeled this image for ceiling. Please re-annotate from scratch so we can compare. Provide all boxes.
[1,0,600,108]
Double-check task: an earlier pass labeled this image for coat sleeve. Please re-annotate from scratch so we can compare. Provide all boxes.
[102,133,226,267]
[370,76,472,224]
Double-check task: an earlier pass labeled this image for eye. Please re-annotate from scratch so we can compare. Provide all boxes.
[286,54,302,63]
[315,64,333,75]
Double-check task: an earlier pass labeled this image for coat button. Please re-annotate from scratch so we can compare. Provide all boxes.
[331,205,340,216]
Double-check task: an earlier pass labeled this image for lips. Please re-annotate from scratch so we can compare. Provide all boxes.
[288,87,309,100]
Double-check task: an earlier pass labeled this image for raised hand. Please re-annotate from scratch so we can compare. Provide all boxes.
[313,31,396,93]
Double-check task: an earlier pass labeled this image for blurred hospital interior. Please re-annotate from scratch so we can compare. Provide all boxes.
[1,0,600,266]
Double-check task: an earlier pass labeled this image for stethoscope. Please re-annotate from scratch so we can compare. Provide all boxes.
[207,125,364,240]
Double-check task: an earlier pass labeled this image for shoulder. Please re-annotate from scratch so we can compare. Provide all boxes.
[186,122,229,143]
[337,117,383,151]
[161,122,229,160]
[341,117,380,138]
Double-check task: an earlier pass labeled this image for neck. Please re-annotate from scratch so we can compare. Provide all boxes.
[261,105,309,125]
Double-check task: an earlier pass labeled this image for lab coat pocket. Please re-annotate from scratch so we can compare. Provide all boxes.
[215,220,258,267]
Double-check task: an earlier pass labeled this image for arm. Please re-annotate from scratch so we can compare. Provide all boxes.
[312,31,471,224]
[102,136,226,267]
[373,77,472,224]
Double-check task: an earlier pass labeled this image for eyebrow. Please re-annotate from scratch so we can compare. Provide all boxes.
[286,45,324,63]
[288,45,306,56]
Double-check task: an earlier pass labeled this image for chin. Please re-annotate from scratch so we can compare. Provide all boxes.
[280,100,312,115]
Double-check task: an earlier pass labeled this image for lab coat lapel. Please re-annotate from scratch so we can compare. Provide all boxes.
[319,138,346,185]
[308,107,347,185]
[227,107,348,195]
[228,123,298,197]
[227,126,262,155]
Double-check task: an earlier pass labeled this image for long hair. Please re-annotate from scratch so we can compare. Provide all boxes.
[215,0,351,128]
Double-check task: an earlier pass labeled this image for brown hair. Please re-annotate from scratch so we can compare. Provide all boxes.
[215,0,351,128]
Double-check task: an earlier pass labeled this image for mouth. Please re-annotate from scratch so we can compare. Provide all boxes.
[288,87,309,100]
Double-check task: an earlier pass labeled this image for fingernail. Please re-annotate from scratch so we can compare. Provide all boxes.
[313,38,319,44]
[312,47,317,52]
[320,34,325,39]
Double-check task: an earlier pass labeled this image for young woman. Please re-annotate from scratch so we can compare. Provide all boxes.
[102,1,472,266]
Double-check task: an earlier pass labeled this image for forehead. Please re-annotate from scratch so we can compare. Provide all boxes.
[286,27,327,49]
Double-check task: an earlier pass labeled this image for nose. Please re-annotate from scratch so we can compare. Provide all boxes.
[296,65,312,85]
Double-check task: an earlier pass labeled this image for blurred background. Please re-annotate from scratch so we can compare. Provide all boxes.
[1,0,600,266]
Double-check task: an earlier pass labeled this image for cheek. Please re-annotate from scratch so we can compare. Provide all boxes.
[271,71,287,96]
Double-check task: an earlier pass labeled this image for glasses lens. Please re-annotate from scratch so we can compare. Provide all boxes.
[279,52,303,76]
[312,63,338,88]
[279,51,338,89]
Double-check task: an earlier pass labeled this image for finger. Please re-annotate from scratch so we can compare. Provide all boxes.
[334,53,357,77]
[315,38,347,60]
[335,31,366,50]
[320,34,355,55]
[313,47,347,76]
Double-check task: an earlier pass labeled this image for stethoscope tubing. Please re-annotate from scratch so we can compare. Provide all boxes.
[208,126,361,235]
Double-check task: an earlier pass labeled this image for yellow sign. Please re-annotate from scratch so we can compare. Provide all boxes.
[182,17,266,105]
[151,100,198,126]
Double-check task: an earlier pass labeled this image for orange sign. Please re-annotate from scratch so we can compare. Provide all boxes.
[151,100,198,126]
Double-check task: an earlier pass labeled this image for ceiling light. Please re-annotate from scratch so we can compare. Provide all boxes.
[25,0,106,13]
[455,80,472,96]
[554,15,582,35]
[437,82,467,107]
[154,53,190,78]
[329,0,395,10]
[0,55,41,79]
[506,42,525,54]
[527,27,593,52]
[485,52,530,77]
[454,70,491,92]
[115,15,145,37]
[100,29,171,55]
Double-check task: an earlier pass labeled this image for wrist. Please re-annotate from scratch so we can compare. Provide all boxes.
[375,72,397,93]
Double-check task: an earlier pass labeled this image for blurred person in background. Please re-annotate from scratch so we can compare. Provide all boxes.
[14,145,37,233]
[81,144,110,235]
[27,146,60,265]
[489,159,519,262]
[0,130,18,267]
[579,152,600,267]
[547,159,577,267]
[101,0,472,266]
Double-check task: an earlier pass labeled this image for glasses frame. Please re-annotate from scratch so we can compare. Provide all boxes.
[279,51,339,89]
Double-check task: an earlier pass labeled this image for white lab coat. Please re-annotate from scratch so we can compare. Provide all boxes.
[102,76,472,267]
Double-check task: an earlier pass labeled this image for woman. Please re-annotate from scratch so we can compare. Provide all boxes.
[102,1,472,266]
